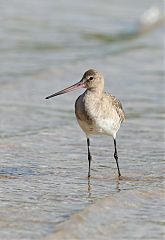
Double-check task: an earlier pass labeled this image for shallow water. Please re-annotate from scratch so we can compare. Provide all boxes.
[0,0,164,239]
[45,189,164,240]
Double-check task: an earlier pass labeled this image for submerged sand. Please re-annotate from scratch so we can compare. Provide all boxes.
[45,188,164,240]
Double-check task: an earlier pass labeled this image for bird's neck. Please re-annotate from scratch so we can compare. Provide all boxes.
[86,87,104,96]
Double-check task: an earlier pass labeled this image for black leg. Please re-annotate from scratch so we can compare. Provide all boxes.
[87,137,92,178]
[113,138,121,177]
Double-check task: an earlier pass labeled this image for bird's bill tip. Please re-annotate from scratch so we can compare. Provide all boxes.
[45,96,50,99]
[45,81,85,99]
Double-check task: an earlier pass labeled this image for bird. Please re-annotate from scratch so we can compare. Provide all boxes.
[45,69,125,178]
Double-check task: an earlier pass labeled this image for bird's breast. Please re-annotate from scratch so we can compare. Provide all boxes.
[75,92,118,136]
[75,93,120,136]
[75,94,94,134]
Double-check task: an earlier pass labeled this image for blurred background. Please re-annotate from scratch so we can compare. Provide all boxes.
[0,0,164,239]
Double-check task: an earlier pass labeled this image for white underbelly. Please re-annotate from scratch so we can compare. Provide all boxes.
[77,118,118,137]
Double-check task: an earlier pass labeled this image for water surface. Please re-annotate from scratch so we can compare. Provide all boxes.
[0,0,164,239]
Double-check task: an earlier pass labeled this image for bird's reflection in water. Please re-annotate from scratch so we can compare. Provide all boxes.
[116,176,121,192]
[86,175,122,199]
[87,178,92,198]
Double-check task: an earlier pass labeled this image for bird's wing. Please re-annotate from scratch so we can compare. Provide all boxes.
[110,95,125,123]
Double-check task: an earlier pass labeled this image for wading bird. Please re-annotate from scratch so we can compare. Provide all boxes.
[45,69,125,178]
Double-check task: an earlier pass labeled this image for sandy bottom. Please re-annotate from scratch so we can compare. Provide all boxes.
[45,188,164,240]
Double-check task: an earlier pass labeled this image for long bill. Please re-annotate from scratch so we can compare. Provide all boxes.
[45,81,85,99]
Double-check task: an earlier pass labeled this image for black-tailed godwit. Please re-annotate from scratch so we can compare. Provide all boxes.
[45,69,125,178]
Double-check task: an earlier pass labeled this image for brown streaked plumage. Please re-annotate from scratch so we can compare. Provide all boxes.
[45,69,125,178]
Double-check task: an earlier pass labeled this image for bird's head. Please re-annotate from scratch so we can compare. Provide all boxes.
[80,69,104,90]
[45,69,104,99]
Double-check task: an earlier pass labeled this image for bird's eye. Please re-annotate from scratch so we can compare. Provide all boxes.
[89,77,93,80]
